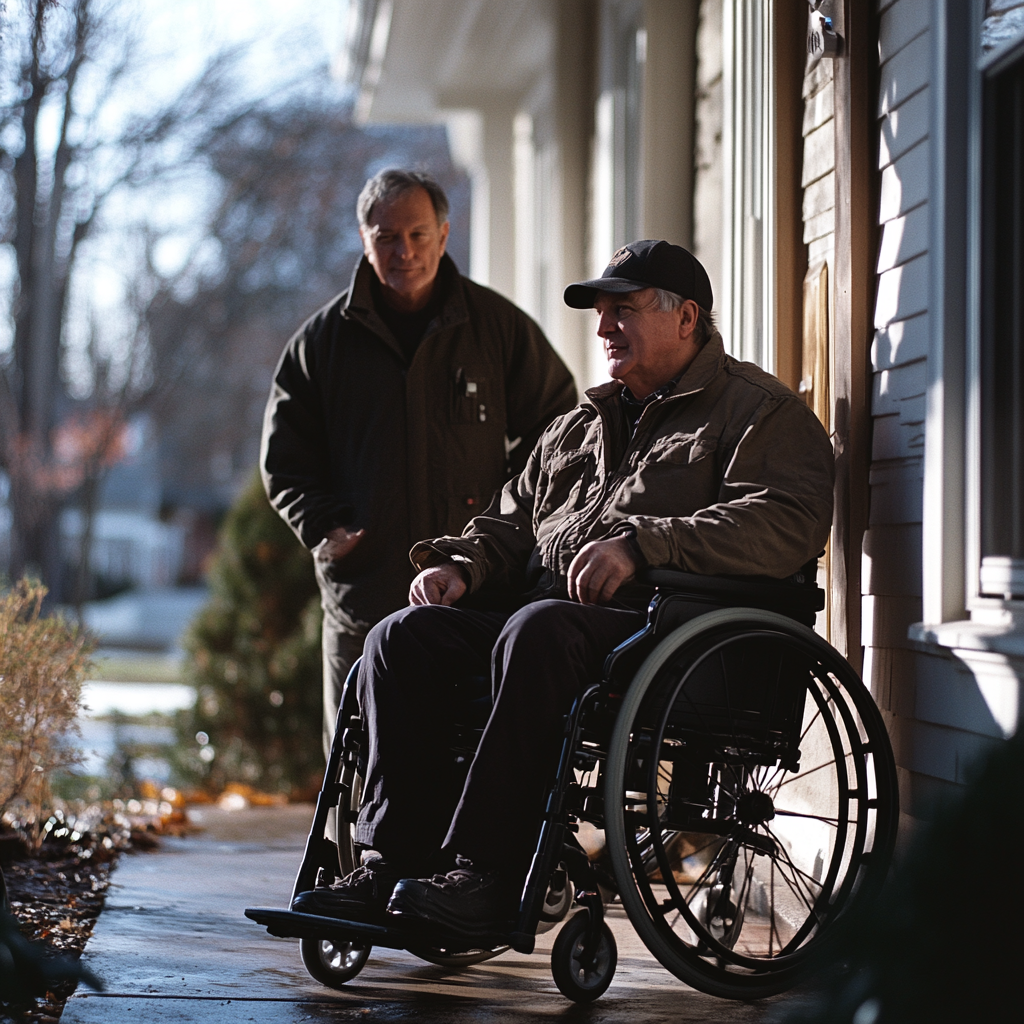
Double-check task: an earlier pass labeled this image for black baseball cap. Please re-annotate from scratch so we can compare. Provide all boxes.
[563,239,714,311]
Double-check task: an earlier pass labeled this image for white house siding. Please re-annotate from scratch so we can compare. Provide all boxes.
[801,59,834,273]
[865,0,1006,826]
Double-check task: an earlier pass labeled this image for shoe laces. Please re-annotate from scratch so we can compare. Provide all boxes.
[424,856,494,891]
[331,859,394,894]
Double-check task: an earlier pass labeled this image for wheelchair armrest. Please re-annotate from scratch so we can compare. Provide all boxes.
[602,562,824,685]
[638,565,825,616]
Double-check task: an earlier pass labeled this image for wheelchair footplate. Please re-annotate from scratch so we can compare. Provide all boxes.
[244,905,513,955]
[245,907,406,947]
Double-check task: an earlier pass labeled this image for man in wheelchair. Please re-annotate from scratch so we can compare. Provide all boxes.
[292,239,835,939]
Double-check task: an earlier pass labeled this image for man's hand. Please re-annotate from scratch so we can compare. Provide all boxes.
[313,527,365,564]
[409,564,468,606]
[567,537,637,605]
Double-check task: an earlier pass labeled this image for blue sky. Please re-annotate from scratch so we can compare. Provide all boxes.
[2,0,353,391]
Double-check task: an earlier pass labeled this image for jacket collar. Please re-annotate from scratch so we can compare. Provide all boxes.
[584,331,727,406]
[341,253,470,339]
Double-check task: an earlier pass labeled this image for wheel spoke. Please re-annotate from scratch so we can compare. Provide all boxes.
[772,808,841,826]
[653,835,731,918]
[767,831,826,897]
[764,824,826,910]
[671,840,731,910]
[767,854,820,918]
[657,832,728,869]
[774,756,838,788]
[732,846,755,927]
[756,761,786,794]
[687,834,726,858]
[798,699,825,745]
[768,860,781,957]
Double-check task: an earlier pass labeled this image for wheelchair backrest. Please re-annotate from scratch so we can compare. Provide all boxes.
[651,630,809,765]
[601,562,824,767]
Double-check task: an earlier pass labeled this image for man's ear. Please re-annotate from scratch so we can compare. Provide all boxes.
[359,226,372,258]
[678,299,699,340]
[438,219,450,255]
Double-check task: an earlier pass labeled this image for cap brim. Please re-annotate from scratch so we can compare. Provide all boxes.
[563,277,649,309]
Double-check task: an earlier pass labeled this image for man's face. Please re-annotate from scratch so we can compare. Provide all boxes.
[360,186,450,311]
[594,289,701,398]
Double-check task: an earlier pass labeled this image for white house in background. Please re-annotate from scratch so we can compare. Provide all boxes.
[58,413,186,592]
[344,0,1024,833]
[60,507,185,591]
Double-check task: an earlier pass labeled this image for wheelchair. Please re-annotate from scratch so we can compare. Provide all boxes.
[246,562,898,1003]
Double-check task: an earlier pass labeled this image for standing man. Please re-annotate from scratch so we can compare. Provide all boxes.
[261,170,575,755]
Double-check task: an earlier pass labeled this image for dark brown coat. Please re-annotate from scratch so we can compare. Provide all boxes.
[412,334,835,607]
[261,255,576,626]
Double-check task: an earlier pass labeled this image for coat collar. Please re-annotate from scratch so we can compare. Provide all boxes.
[583,331,727,406]
[341,253,470,338]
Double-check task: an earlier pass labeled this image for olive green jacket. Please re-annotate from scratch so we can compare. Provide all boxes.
[261,254,576,626]
[411,333,835,607]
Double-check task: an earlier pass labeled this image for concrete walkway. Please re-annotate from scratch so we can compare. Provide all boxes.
[63,805,777,1023]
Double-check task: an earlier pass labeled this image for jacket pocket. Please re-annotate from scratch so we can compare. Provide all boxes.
[642,432,718,466]
[450,367,489,424]
[538,446,599,516]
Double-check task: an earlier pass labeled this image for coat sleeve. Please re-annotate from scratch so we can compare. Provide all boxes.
[260,315,351,549]
[410,432,547,591]
[502,309,577,476]
[623,397,835,578]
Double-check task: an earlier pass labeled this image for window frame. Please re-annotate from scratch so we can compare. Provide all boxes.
[966,17,1024,613]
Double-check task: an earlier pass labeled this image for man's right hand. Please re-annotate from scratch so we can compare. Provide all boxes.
[314,527,365,564]
[409,564,468,606]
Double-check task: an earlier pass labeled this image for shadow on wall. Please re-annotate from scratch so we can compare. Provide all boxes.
[775,728,1023,1024]
[866,616,1021,818]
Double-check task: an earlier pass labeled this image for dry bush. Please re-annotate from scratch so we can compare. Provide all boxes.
[0,579,93,844]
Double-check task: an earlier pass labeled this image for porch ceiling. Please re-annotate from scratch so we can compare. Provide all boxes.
[361,0,553,119]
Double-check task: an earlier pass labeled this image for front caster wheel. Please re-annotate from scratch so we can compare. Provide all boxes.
[551,910,617,1002]
[299,936,371,988]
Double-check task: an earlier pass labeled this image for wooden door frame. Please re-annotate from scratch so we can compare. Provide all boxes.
[771,0,807,396]
[830,0,879,671]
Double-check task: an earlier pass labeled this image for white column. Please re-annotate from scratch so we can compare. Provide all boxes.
[445,105,516,298]
[640,0,698,247]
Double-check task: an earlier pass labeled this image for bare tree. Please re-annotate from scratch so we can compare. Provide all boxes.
[0,0,241,599]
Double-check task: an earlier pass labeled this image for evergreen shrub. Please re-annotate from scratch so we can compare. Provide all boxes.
[177,472,322,797]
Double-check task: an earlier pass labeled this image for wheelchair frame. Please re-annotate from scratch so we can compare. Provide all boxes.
[246,565,899,1003]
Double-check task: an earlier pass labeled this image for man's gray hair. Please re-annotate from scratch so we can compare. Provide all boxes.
[653,287,717,348]
[357,169,450,229]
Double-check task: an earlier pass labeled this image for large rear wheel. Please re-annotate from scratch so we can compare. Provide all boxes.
[605,608,897,999]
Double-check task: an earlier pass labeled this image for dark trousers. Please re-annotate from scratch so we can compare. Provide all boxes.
[353,599,645,879]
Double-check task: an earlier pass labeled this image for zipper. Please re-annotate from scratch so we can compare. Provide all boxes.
[547,399,630,574]
[547,392,687,576]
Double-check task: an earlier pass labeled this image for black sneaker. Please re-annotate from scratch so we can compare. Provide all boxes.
[385,856,515,937]
[291,856,401,922]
